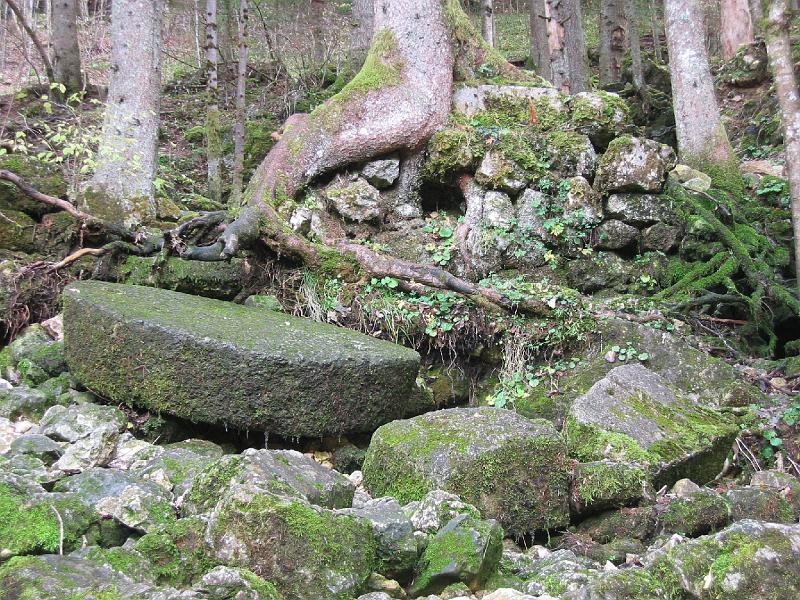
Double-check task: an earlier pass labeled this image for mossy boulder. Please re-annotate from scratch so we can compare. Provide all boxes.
[362,407,570,536]
[8,324,65,381]
[574,506,658,544]
[604,193,677,227]
[565,364,738,487]
[569,460,652,516]
[594,136,676,194]
[0,386,61,420]
[325,177,383,223]
[121,255,250,300]
[659,490,732,537]
[724,486,798,524]
[422,127,476,181]
[409,514,503,597]
[62,281,420,438]
[565,251,635,293]
[569,91,630,149]
[0,209,37,252]
[0,155,67,218]
[206,489,377,600]
[546,131,598,180]
[134,515,214,586]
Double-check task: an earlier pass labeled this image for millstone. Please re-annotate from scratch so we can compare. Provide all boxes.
[62,281,420,437]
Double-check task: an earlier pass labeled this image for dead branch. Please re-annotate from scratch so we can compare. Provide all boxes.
[0,169,96,223]
[3,0,55,82]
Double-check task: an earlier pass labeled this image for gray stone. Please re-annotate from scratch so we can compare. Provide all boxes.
[724,486,798,523]
[565,176,604,224]
[596,137,676,194]
[641,221,681,252]
[670,478,701,497]
[8,433,64,465]
[122,255,250,301]
[566,252,634,293]
[546,132,598,180]
[361,155,400,189]
[605,193,677,227]
[134,447,219,497]
[362,407,571,536]
[659,489,731,536]
[325,177,382,222]
[0,386,58,420]
[569,461,652,515]
[570,91,630,148]
[40,402,127,443]
[62,281,420,438]
[289,206,313,234]
[751,470,800,513]
[566,364,739,487]
[403,490,481,534]
[194,566,280,599]
[107,433,165,471]
[593,220,639,250]
[55,426,120,472]
[452,85,565,119]
[460,181,512,276]
[475,151,527,195]
[0,452,64,486]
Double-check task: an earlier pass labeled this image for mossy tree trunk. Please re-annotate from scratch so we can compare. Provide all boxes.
[765,0,800,292]
[720,0,754,60]
[664,0,735,171]
[350,0,374,63]
[51,0,83,92]
[599,0,627,86]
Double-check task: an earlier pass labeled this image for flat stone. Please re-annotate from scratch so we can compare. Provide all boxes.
[452,85,563,117]
[62,281,420,437]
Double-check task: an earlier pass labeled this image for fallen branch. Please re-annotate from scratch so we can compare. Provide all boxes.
[0,169,96,223]
[48,247,107,271]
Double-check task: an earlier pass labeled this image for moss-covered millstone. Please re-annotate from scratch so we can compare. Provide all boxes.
[62,281,420,437]
[121,255,251,300]
[206,489,377,600]
[565,364,738,488]
[362,407,570,536]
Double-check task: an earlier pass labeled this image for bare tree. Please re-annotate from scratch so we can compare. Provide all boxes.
[350,0,374,63]
[205,0,223,203]
[664,0,734,169]
[82,0,163,227]
[649,0,663,62]
[481,0,494,47]
[599,0,627,86]
[4,0,54,81]
[51,0,82,91]
[528,0,550,79]
[231,0,248,207]
[720,0,754,60]
[545,0,588,93]
[765,0,800,290]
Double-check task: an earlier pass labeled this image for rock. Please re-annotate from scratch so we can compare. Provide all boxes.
[194,566,281,600]
[121,255,250,301]
[290,206,313,234]
[134,446,219,497]
[475,151,527,195]
[133,515,211,586]
[344,497,417,579]
[569,461,652,515]
[333,446,367,474]
[182,448,355,515]
[8,433,64,465]
[721,40,769,87]
[593,220,639,250]
[0,209,37,252]
[640,221,681,252]
[606,193,677,227]
[452,85,563,118]
[326,176,383,222]
[362,572,407,598]
[724,486,798,523]
[243,294,283,311]
[40,402,127,443]
[73,544,159,584]
[659,490,731,536]
[566,364,739,487]
[362,408,570,536]
[0,386,60,420]
[206,487,376,600]
[62,281,420,438]
[546,132,598,180]
[361,155,401,189]
[0,416,17,453]
[53,467,176,532]
[409,514,502,596]
[511,548,603,595]
[55,427,121,472]
[647,520,800,599]
[403,490,481,534]
[107,433,165,471]
[564,176,604,224]
[670,164,712,192]
[40,314,64,341]
[750,470,800,513]
[595,136,676,194]
[0,155,67,218]
[565,252,634,293]
[483,589,541,600]
[570,91,630,148]
[670,478,701,497]
[741,160,785,179]
[464,186,515,230]
[423,128,476,181]
[459,181,511,276]
[0,452,64,486]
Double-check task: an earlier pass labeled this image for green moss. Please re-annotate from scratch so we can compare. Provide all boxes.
[422,127,477,181]
[239,569,282,599]
[565,417,655,464]
[134,516,213,586]
[660,492,731,536]
[571,461,651,508]
[339,30,404,100]
[183,455,245,514]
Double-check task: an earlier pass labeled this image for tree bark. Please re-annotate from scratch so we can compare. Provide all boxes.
[51,0,82,91]
[664,0,734,169]
[765,0,800,292]
[721,0,754,60]
[83,0,163,227]
[626,0,643,89]
[481,0,494,48]
[599,0,627,86]
[529,0,550,79]
[205,0,223,203]
[350,0,374,64]
[4,0,55,81]
[231,0,248,207]
[545,0,588,93]
[311,0,327,63]
[649,0,663,62]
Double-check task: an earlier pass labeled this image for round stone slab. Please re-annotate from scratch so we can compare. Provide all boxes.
[62,281,420,437]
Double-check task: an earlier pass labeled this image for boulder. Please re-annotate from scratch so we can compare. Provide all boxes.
[8,433,63,465]
[565,252,634,293]
[474,151,527,195]
[134,446,219,497]
[194,566,281,600]
[0,155,67,218]
[595,136,676,194]
[0,386,62,420]
[409,514,502,596]
[325,177,383,222]
[724,486,798,523]
[133,515,211,586]
[361,155,401,189]
[402,490,481,535]
[641,221,681,252]
[569,91,630,148]
[0,209,37,253]
[659,490,732,536]
[9,324,66,378]
[121,255,250,300]
[750,470,800,514]
[459,181,511,276]
[362,408,570,536]
[546,132,598,180]
[564,176,604,224]
[62,281,420,437]
[569,461,652,515]
[593,220,639,250]
[565,364,739,487]
[671,164,712,193]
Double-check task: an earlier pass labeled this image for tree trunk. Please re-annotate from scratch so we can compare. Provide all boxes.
[664,0,734,169]
[82,0,163,227]
[350,0,374,63]
[231,0,248,207]
[311,0,326,63]
[720,0,754,60]
[626,0,643,89]
[599,0,627,86]
[649,0,663,62]
[205,0,223,203]
[4,0,54,81]
[545,0,588,93]
[51,0,83,92]
[765,0,800,291]
[481,0,494,48]
[748,0,762,34]
[529,0,550,79]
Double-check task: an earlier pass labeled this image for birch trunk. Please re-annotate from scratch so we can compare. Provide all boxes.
[205,0,223,203]
[51,0,83,91]
[599,0,627,86]
[765,0,800,291]
[83,0,163,227]
[545,0,588,93]
[231,0,248,207]
[664,0,734,169]
[721,0,754,60]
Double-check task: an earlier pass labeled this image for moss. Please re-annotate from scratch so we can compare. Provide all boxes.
[565,417,655,464]
[183,455,245,514]
[239,569,282,599]
[184,125,206,143]
[422,127,477,181]
[660,492,731,537]
[121,256,248,301]
[134,516,213,586]
[571,461,651,511]
[339,30,404,99]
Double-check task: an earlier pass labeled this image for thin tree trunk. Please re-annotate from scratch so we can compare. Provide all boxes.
[529,0,550,79]
[4,0,54,81]
[83,0,163,227]
[765,0,800,291]
[626,0,643,89]
[231,0,247,207]
[664,0,734,169]
[205,0,223,203]
[193,0,202,68]
[51,0,83,91]
[721,0,754,60]
[599,0,627,86]
[350,0,374,64]
[481,0,494,47]
[545,0,588,93]
[311,0,326,63]
[650,0,663,62]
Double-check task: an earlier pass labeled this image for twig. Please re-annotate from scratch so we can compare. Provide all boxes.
[48,247,107,271]
[0,169,96,222]
[49,505,64,555]
[736,436,761,472]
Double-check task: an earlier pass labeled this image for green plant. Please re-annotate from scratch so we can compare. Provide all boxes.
[423,215,459,266]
